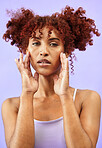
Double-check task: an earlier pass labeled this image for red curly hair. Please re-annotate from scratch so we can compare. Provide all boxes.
[3,6,100,73]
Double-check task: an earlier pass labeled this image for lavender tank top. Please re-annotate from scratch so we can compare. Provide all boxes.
[34,88,77,148]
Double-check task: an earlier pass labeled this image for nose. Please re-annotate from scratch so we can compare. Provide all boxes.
[40,46,49,57]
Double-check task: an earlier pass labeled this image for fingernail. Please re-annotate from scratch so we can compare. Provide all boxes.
[63,53,66,57]
[54,75,58,79]
[60,52,63,56]
[28,51,30,56]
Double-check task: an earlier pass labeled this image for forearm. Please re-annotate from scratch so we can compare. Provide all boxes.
[60,95,93,148]
[9,92,35,148]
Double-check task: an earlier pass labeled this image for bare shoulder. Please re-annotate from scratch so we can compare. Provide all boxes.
[1,97,20,125]
[2,97,20,114]
[76,88,101,106]
[76,88,101,147]
[76,88,101,118]
[1,97,20,146]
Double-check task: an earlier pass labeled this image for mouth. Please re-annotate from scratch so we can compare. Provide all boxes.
[37,59,51,66]
[37,59,51,64]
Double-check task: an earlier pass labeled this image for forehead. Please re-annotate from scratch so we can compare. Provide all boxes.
[34,26,60,39]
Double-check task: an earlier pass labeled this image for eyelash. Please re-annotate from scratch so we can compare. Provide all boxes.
[32,42,40,46]
[32,42,58,47]
[50,43,58,47]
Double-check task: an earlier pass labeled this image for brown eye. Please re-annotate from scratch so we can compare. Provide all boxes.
[50,42,58,47]
[32,41,40,46]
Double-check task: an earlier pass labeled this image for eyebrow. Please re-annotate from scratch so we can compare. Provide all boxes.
[31,37,60,41]
[31,37,41,40]
[48,38,60,41]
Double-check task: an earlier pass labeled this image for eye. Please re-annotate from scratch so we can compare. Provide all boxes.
[32,41,40,46]
[50,42,58,47]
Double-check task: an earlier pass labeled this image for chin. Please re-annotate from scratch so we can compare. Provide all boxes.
[36,70,54,76]
[32,63,61,76]
[37,67,60,77]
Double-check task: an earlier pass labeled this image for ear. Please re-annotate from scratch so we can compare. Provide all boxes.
[65,52,69,58]
[26,48,28,54]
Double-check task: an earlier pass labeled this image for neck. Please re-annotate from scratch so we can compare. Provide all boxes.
[34,69,60,98]
[38,74,55,96]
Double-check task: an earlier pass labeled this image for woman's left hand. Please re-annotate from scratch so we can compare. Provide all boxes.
[53,52,69,96]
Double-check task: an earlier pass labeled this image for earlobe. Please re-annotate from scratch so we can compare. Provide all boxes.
[65,52,69,58]
[26,49,28,54]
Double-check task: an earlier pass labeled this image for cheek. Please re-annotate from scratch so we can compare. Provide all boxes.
[56,47,64,57]
[29,52,37,69]
[53,54,60,63]
[53,50,62,62]
[51,54,61,69]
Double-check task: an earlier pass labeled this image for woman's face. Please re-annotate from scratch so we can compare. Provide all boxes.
[27,26,64,76]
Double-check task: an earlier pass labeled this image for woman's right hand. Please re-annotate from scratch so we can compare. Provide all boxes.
[15,51,39,94]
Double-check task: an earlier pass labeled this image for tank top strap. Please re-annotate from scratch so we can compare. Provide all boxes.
[73,88,77,101]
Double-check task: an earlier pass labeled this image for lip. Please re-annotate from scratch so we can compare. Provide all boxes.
[37,63,51,67]
[37,59,51,64]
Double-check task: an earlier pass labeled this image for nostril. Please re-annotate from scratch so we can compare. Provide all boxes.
[40,53,48,56]
[45,54,48,56]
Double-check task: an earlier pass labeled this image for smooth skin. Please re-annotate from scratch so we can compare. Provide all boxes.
[2,26,101,148]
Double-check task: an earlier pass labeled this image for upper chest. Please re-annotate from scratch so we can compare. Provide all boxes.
[15,89,85,121]
[33,93,82,121]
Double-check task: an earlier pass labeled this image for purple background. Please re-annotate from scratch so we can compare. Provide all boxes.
[0,0,102,147]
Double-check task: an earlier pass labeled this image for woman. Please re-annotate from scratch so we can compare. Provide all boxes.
[2,6,101,148]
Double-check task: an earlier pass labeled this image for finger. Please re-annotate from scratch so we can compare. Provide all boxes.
[63,53,67,69]
[24,51,30,69]
[34,72,39,81]
[65,58,69,73]
[53,74,59,80]
[62,53,68,71]
[53,74,59,84]
[20,53,23,63]
[15,58,21,71]
[60,52,66,71]
[60,52,63,72]
[59,53,69,80]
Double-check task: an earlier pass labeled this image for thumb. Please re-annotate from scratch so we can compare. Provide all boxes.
[34,72,39,81]
[53,74,58,83]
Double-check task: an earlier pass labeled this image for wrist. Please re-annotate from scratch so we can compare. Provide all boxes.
[20,92,34,107]
[20,91,34,101]
[22,89,35,96]
[59,93,73,105]
[59,88,71,97]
